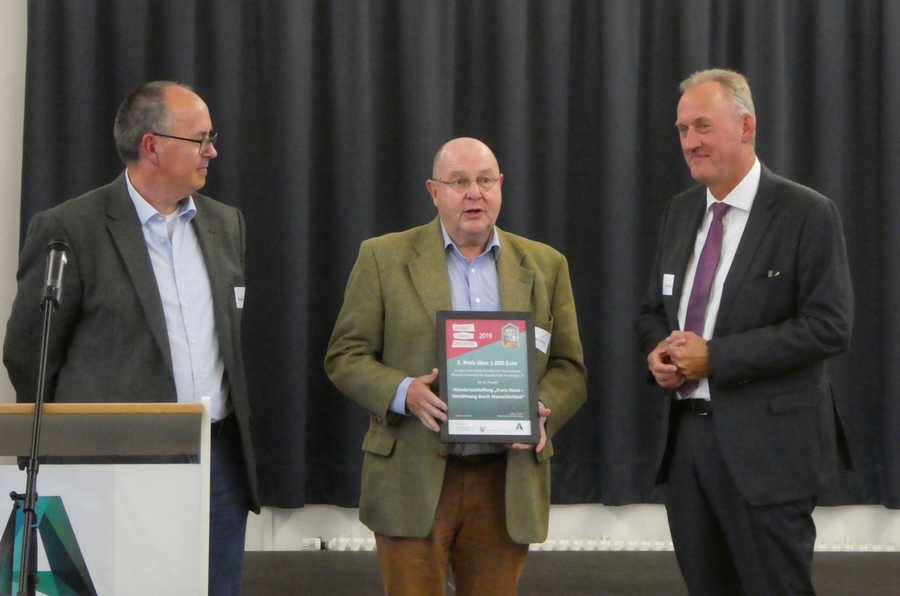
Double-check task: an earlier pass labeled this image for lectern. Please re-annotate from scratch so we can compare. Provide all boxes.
[0,399,210,596]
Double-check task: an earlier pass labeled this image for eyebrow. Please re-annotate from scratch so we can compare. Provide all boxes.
[675,118,710,128]
[446,168,496,177]
[184,128,215,137]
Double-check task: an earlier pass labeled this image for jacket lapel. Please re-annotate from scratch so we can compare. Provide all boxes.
[104,174,173,374]
[715,165,777,333]
[192,200,237,374]
[407,221,534,317]
[408,218,452,323]
[496,230,534,312]
[670,191,707,330]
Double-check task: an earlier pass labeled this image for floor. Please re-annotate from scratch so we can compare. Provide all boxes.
[242,550,900,595]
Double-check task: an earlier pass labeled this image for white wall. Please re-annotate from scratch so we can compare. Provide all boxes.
[2,0,899,554]
[0,1,26,407]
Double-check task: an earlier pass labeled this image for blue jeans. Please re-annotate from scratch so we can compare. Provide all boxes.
[208,415,252,596]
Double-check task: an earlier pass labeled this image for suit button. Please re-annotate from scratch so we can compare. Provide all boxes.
[437,450,448,459]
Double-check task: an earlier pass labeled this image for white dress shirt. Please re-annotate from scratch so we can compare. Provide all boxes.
[676,158,761,399]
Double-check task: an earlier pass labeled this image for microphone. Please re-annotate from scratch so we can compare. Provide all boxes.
[41,241,70,309]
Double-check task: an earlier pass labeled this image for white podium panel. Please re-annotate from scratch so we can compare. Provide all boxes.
[0,401,210,596]
[0,465,203,595]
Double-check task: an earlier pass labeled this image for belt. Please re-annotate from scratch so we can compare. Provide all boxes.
[445,452,506,466]
[672,398,713,416]
[211,413,236,439]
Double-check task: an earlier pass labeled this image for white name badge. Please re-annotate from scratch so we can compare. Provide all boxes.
[234,286,245,309]
[534,327,551,354]
[662,274,675,296]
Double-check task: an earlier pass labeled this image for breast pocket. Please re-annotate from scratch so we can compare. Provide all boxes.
[737,274,794,325]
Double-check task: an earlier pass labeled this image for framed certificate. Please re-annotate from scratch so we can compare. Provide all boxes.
[437,311,539,444]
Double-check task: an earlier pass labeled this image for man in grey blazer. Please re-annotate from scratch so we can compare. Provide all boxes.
[636,69,853,595]
[326,137,586,595]
[3,81,259,596]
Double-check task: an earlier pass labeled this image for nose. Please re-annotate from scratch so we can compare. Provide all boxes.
[682,128,701,150]
[204,143,218,159]
[464,180,482,199]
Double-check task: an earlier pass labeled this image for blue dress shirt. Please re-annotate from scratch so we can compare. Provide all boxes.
[126,171,230,421]
[389,224,501,415]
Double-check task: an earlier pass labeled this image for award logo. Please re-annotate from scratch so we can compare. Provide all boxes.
[502,323,519,347]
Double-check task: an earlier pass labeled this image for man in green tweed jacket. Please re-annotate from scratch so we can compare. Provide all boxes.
[326,137,587,596]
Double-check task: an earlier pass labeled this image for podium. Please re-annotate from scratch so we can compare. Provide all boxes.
[0,400,211,596]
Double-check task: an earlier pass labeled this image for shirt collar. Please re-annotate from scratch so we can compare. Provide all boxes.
[439,222,501,258]
[125,169,197,225]
[705,157,761,213]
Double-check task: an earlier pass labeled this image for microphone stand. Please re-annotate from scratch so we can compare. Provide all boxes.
[9,278,63,596]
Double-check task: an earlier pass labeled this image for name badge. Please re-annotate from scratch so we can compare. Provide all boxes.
[662,274,675,296]
[234,286,245,309]
[534,327,551,354]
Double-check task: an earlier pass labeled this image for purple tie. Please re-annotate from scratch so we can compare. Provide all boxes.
[678,202,730,398]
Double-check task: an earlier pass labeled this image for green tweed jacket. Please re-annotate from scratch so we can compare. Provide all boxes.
[325,217,586,543]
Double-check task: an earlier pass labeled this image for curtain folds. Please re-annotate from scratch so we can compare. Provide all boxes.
[20,0,900,508]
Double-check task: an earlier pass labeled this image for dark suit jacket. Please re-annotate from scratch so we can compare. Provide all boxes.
[636,164,853,506]
[325,217,587,543]
[3,173,259,512]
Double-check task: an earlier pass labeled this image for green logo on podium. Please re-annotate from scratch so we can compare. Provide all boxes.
[0,496,96,596]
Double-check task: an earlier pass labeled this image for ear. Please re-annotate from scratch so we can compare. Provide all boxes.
[140,133,162,165]
[426,179,439,205]
[741,113,756,144]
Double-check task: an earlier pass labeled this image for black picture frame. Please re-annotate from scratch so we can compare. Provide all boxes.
[436,310,539,444]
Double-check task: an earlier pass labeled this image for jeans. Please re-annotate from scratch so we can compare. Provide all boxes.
[207,415,252,596]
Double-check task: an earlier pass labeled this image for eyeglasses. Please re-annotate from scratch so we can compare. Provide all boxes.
[151,131,218,154]
[431,175,500,192]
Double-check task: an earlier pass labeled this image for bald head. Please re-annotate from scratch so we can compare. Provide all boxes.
[426,137,503,261]
[432,137,499,179]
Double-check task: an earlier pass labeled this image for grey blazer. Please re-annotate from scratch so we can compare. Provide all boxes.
[636,164,854,506]
[3,173,259,511]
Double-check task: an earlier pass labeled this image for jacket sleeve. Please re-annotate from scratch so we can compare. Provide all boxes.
[635,201,676,357]
[538,254,587,440]
[324,240,410,418]
[3,210,83,403]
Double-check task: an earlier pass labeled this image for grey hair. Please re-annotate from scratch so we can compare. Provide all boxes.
[113,81,190,164]
[680,69,756,146]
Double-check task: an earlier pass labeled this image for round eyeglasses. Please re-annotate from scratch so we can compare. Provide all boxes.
[431,175,500,192]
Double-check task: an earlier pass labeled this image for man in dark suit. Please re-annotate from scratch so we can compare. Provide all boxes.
[636,69,853,595]
[3,81,259,596]
[326,137,586,595]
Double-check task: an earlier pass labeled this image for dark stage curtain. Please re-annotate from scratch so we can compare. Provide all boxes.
[18,0,900,509]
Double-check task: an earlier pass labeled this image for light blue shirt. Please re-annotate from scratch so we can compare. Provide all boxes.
[389,224,501,415]
[125,171,230,421]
